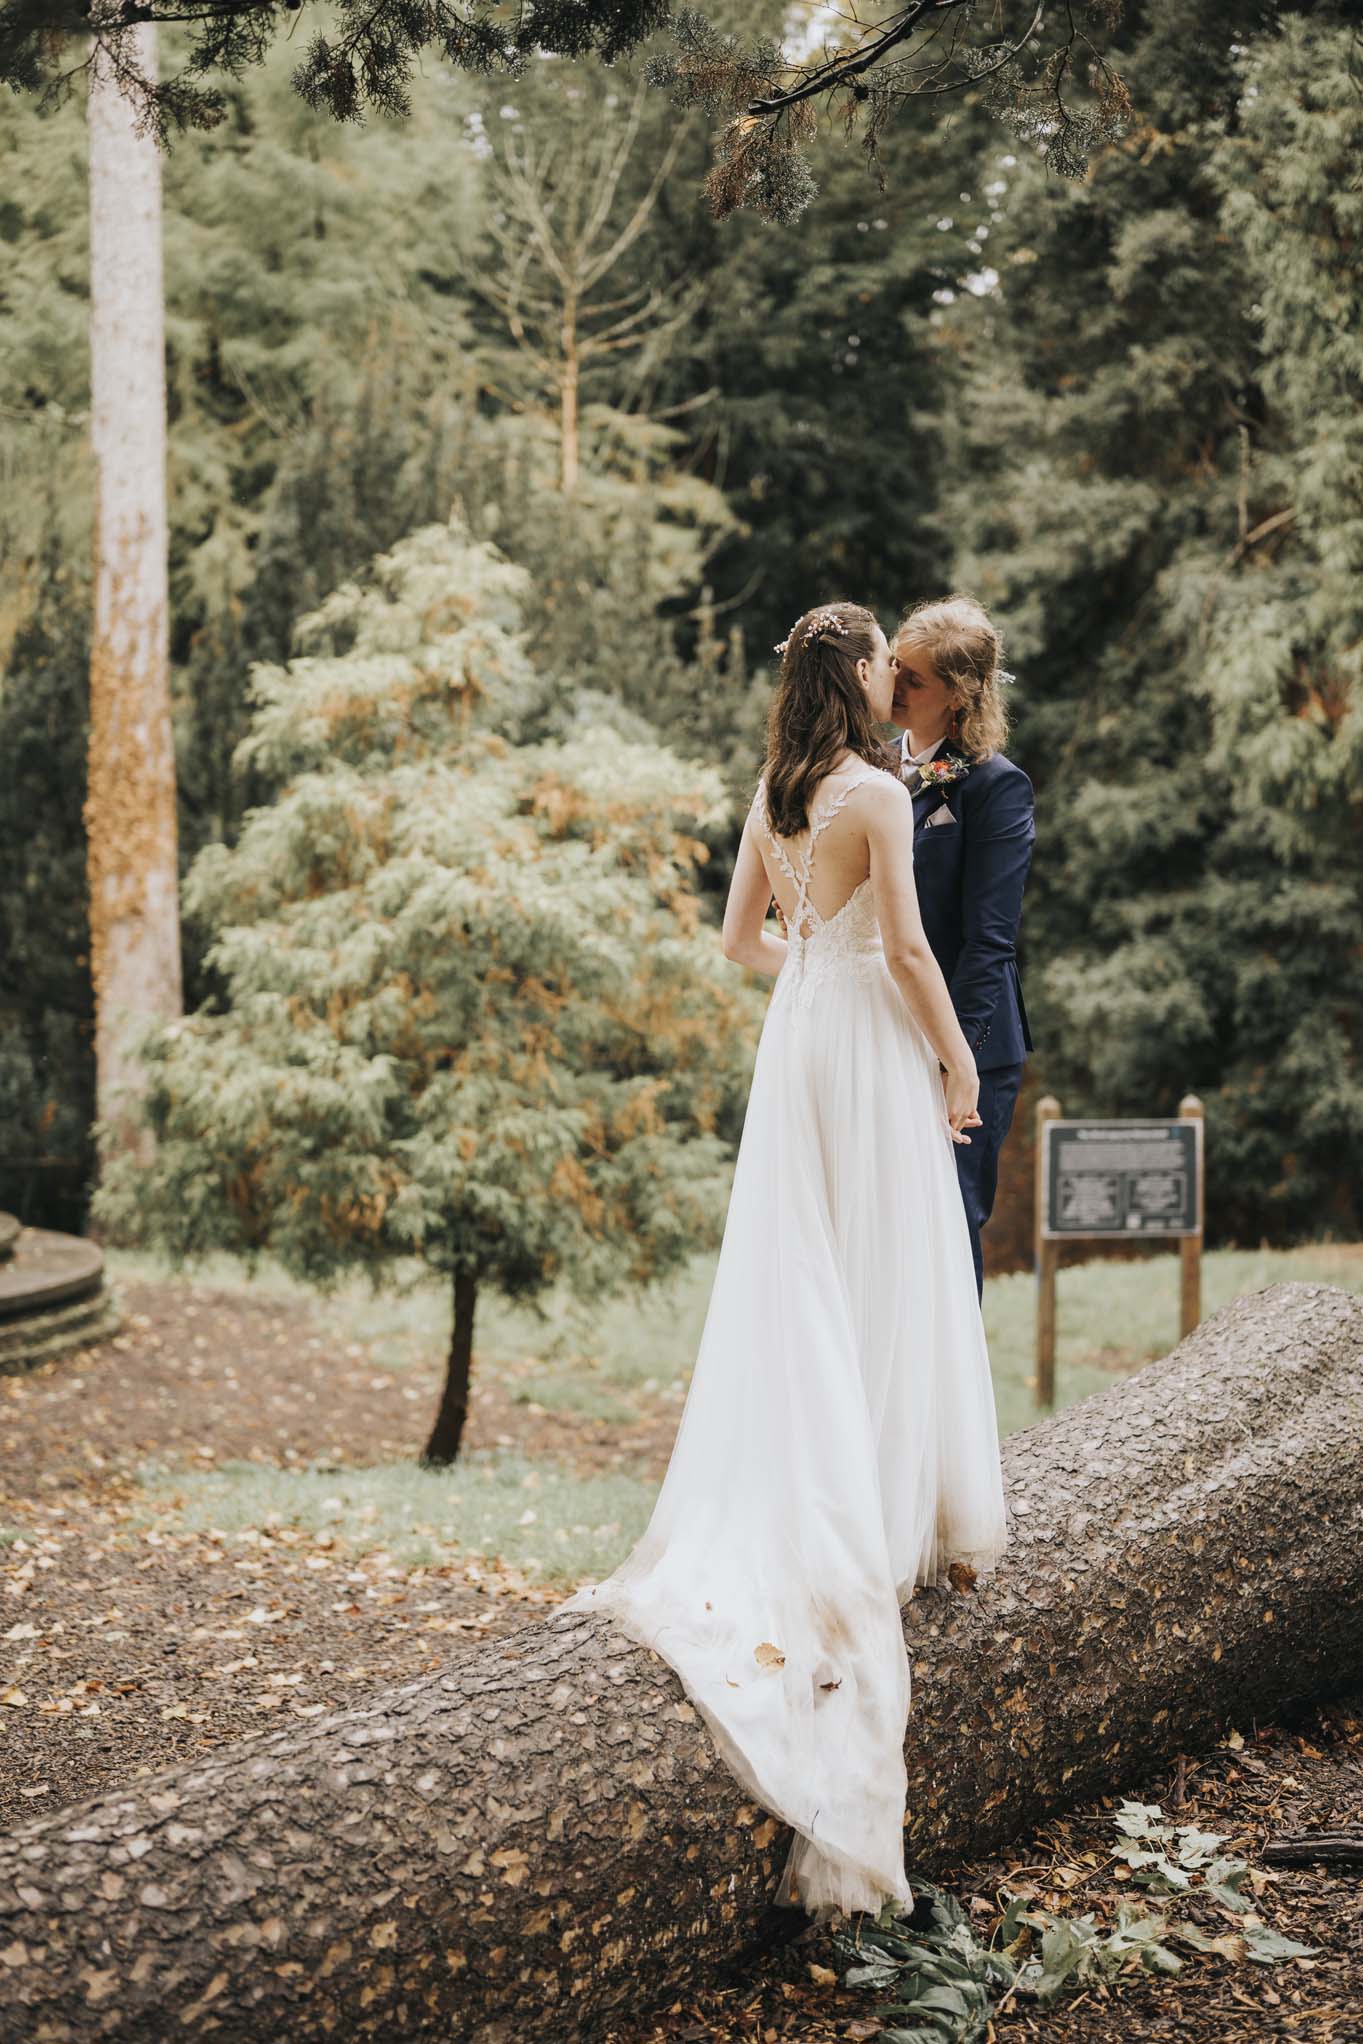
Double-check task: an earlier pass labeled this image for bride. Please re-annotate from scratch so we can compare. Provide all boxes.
[563,602,1008,1919]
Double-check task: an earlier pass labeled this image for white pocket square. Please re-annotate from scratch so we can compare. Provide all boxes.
[924,804,956,828]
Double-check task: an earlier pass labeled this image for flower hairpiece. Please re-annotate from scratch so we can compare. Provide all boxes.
[998,667,1017,686]
[773,608,852,657]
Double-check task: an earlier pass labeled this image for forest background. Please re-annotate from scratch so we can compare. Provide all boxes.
[1,0,1360,1262]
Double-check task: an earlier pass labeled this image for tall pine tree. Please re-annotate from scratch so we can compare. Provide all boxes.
[952,0,1362,1241]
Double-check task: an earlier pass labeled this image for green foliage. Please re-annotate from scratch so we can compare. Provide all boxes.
[0,31,486,841]
[5,2,1361,1252]
[2,38,757,1225]
[830,1880,1015,2041]
[2,1,1129,216]
[649,5,1130,224]
[0,2,674,134]
[458,407,763,784]
[96,520,760,1312]
[0,530,92,1227]
[950,1,1363,1242]
[826,1794,1316,2040]
[627,8,991,666]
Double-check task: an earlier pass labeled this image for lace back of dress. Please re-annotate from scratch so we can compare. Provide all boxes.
[759,765,883,949]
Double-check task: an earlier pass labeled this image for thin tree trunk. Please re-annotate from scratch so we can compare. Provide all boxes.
[421,1268,477,1465]
[86,15,181,1170]
[2,1283,1361,2042]
[560,294,579,495]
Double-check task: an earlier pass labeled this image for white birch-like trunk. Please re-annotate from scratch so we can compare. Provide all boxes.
[86,19,182,1168]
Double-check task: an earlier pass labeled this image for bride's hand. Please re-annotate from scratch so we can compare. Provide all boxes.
[942,1065,982,1145]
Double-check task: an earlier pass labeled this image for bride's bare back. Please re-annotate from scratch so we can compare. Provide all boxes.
[753,764,884,935]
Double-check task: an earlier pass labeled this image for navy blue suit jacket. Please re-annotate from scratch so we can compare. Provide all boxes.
[893,739,1035,1072]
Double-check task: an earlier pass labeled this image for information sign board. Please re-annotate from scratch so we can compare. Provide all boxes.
[1040,1118,1202,1241]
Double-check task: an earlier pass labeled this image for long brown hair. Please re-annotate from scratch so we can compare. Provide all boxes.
[763,602,886,837]
[894,593,1009,760]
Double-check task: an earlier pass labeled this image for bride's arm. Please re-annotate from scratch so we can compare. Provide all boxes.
[722,812,789,975]
[865,780,981,1136]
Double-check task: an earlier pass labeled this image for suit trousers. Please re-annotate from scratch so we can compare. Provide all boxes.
[955,1062,1025,1299]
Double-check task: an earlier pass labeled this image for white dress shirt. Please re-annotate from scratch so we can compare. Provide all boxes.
[899,731,946,775]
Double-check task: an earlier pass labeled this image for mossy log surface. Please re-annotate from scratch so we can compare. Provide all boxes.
[2,1282,1361,2042]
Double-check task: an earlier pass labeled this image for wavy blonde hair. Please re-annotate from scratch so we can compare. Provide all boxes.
[894,594,1009,761]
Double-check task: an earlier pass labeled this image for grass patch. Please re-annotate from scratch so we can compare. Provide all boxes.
[106,1246,709,1416]
[314,1263,713,1397]
[131,1450,655,1584]
[110,1240,1363,1446]
[506,1367,639,1425]
[985,1241,1363,1435]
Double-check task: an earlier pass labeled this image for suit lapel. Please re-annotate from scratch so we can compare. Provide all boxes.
[903,741,971,829]
[912,781,943,829]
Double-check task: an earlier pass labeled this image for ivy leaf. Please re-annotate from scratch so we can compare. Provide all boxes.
[842,1958,904,1990]
[915,1982,975,2018]
[1204,1857,1254,1913]
[1173,1822,1229,1867]
[1025,1918,1095,2001]
[997,1889,1032,1946]
[1242,1924,1319,1965]
[1167,1920,1247,1961]
[1129,1851,1194,1894]
[1113,1799,1174,1840]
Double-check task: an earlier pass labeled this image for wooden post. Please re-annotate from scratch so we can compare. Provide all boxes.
[1179,1093,1204,1339]
[1034,1095,1062,1409]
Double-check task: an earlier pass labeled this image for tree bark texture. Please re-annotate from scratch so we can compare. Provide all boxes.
[86,16,182,1167]
[2,1282,1361,2042]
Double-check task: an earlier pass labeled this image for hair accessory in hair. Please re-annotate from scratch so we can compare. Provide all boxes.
[998,668,1017,685]
[773,607,851,657]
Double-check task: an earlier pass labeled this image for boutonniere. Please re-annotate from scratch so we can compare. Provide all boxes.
[910,751,971,798]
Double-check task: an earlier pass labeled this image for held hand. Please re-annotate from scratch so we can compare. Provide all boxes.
[941,1065,982,1146]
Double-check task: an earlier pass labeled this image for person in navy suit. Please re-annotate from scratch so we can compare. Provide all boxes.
[888,595,1034,1296]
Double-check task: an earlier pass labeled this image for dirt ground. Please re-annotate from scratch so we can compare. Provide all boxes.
[2,1278,1360,2042]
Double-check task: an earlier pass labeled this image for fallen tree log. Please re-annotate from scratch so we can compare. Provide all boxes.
[1262,1833,1363,1867]
[2,1281,1361,2043]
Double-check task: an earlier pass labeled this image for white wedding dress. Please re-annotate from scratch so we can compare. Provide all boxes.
[562,765,1008,1917]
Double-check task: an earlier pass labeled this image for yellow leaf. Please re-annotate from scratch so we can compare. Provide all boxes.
[807,1962,837,1987]
[0,1686,27,1708]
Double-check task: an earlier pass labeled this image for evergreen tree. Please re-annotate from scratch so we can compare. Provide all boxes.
[0,534,93,1229]
[1,2,1129,222]
[950,0,1362,1241]
[0,28,485,828]
[96,520,761,1461]
[452,67,760,784]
